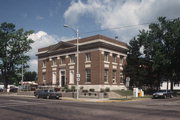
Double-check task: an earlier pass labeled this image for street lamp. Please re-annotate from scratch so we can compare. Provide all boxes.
[21,62,24,90]
[64,24,80,99]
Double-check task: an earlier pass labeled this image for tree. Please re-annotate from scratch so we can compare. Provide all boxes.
[24,71,37,82]
[124,17,180,90]
[143,17,180,90]
[0,22,34,90]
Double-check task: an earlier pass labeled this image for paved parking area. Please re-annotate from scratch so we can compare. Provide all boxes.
[0,95,180,120]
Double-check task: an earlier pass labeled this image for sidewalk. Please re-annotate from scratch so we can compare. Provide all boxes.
[62,97,151,103]
[0,93,151,103]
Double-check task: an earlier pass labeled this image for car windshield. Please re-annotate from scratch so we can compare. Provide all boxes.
[49,90,54,92]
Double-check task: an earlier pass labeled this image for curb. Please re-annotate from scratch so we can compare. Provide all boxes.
[62,97,150,103]
[0,94,151,103]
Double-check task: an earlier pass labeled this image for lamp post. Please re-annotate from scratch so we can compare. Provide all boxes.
[21,62,24,90]
[64,24,80,99]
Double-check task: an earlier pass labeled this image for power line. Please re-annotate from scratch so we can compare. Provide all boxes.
[80,17,179,35]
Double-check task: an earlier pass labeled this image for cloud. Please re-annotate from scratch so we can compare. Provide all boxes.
[27,31,73,72]
[27,31,58,71]
[36,16,44,20]
[64,0,180,42]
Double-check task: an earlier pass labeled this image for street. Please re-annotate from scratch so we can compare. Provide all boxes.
[0,95,180,120]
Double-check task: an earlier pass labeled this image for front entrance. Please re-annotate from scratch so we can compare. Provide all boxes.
[59,70,66,87]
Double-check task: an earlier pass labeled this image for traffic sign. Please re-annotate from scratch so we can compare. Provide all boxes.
[77,78,80,82]
[76,74,80,78]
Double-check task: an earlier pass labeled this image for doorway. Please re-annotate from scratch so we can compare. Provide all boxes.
[59,70,66,87]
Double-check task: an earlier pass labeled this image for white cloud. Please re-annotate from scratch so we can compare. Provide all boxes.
[27,31,58,72]
[27,31,73,72]
[36,16,44,20]
[64,0,180,42]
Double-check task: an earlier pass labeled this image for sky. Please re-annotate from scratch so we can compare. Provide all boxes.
[0,0,180,72]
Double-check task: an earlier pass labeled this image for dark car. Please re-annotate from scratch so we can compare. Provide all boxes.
[153,90,174,99]
[34,89,42,97]
[35,89,62,99]
[0,88,3,92]
[9,87,18,93]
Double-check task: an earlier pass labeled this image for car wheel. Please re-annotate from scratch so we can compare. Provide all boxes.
[56,97,59,99]
[170,94,173,98]
[163,95,167,99]
[37,95,40,99]
[46,96,50,99]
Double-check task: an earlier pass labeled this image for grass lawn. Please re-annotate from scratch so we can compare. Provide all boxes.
[113,90,133,96]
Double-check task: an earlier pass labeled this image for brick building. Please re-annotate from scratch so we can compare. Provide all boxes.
[36,34,128,91]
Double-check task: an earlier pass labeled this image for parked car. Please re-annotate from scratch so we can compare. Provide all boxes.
[34,89,42,97]
[35,89,62,99]
[0,88,3,92]
[9,87,18,92]
[152,90,174,99]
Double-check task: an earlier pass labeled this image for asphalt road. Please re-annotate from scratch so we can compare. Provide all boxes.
[0,95,180,120]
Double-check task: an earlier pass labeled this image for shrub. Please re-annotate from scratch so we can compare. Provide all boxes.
[71,86,76,92]
[89,88,95,92]
[104,92,108,96]
[100,88,105,92]
[105,87,110,92]
[82,90,88,93]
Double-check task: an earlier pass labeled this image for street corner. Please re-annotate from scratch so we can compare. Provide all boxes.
[61,97,152,103]
[106,97,151,103]
[61,97,87,102]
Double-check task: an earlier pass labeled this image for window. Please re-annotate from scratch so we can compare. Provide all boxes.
[42,73,46,84]
[69,70,74,84]
[70,55,75,63]
[104,52,109,61]
[120,56,124,64]
[85,53,91,62]
[42,60,46,67]
[112,54,117,62]
[112,70,116,83]
[52,58,56,65]
[61,56,65,64]
[120,74,124,83]
[104,69,109,83]
[86,69,91,82]
[52,72,57,85]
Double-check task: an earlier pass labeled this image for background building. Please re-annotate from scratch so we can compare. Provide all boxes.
[36,35,129,91]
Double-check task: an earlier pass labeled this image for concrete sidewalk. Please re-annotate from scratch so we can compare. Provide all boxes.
[61,97,151,103]
[0,93,151,103]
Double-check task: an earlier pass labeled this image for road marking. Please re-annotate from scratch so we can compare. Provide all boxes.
[9,100,31,103]
[0,98,63,108]
[0,102,47,108]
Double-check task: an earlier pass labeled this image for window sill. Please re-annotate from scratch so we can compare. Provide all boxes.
[85,82,91,84]
[112,62,118,65]
[85,61,91,64]
[68,63,75,65]
[104,61,110,64]
[51,65,57,67]
[59,64,66,67]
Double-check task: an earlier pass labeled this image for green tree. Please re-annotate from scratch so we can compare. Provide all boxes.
[143,17,180,90]
[0,22,34,90]
[24,71,37,82]
[124,17,180,90]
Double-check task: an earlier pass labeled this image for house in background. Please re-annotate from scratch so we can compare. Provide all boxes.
[36,34,129,91]
[160,81,180,90]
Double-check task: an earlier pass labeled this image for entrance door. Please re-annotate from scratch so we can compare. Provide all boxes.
[59,70,66,87]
